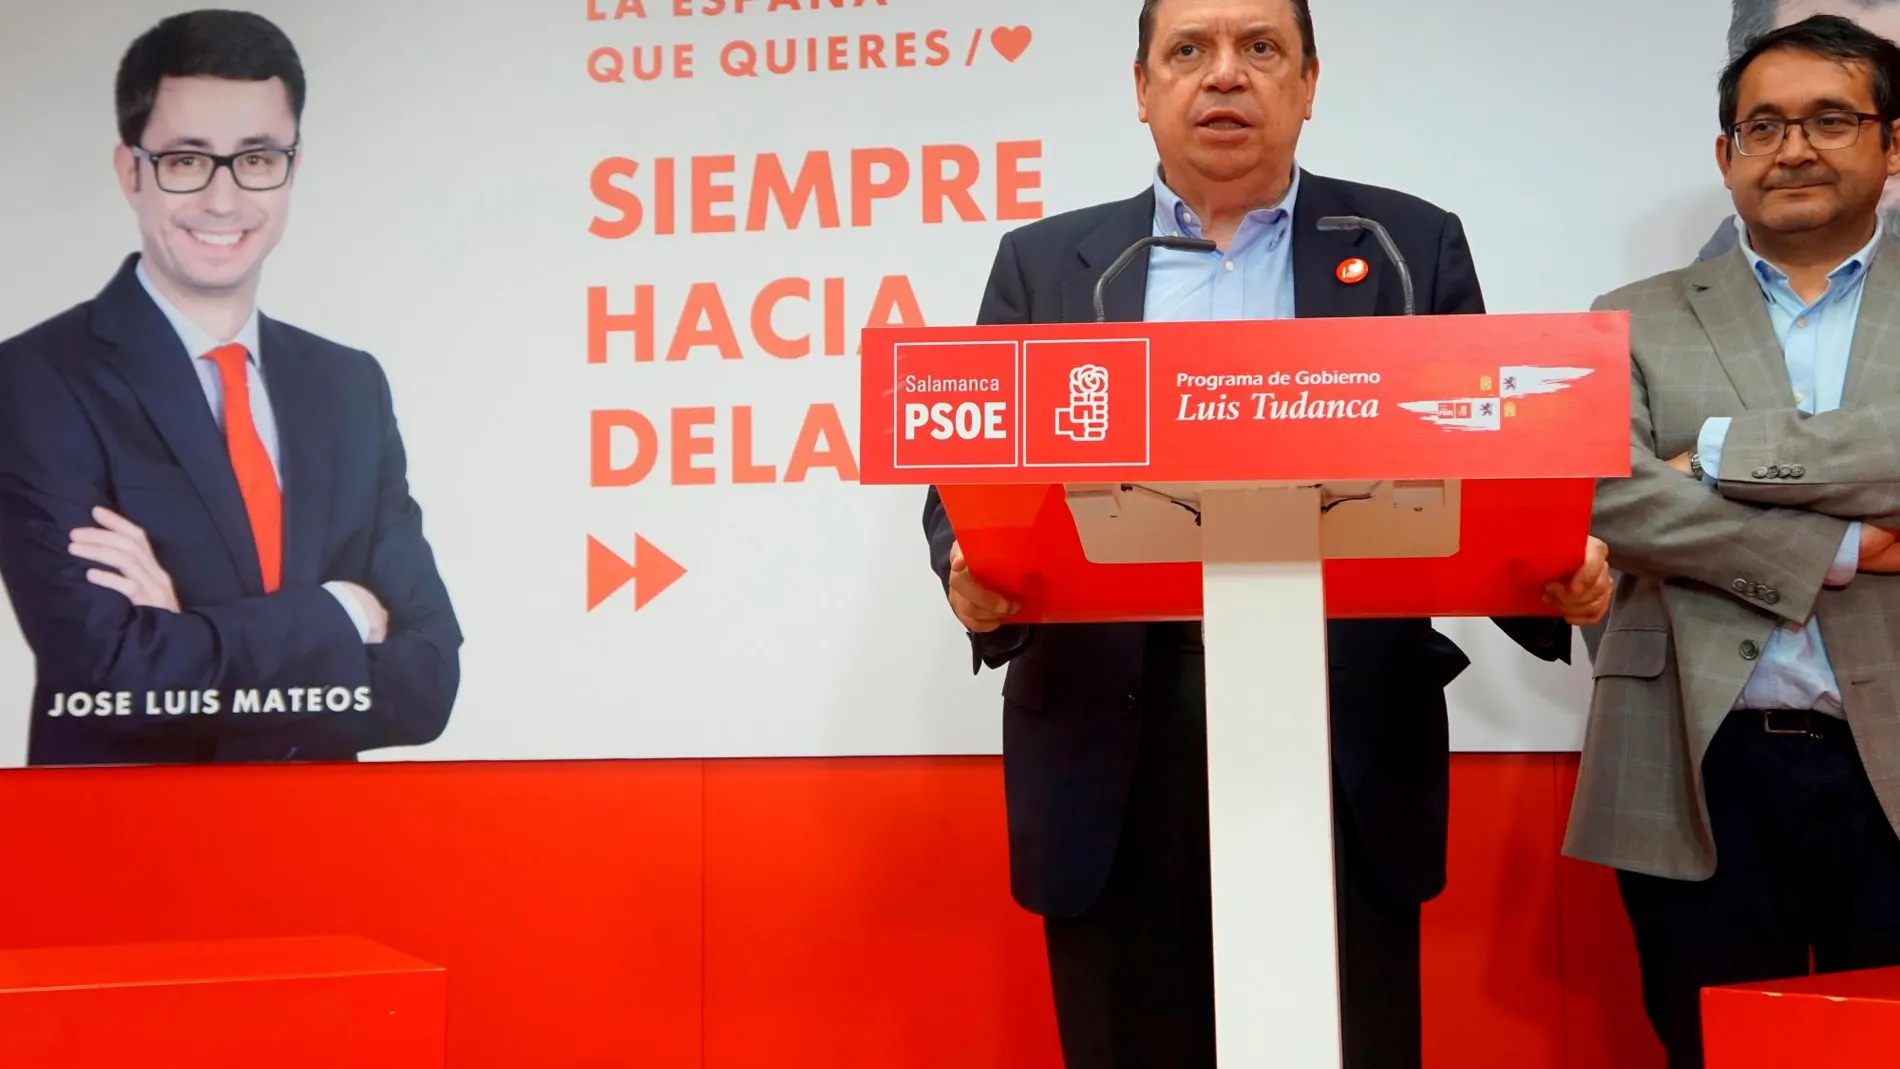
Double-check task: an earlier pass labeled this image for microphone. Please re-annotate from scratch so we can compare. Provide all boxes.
[1093,235,1219,322]
[1317,215,1414,316]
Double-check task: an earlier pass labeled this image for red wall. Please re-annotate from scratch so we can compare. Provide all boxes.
[0,753,1662,1068]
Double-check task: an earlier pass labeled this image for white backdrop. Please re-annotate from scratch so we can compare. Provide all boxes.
[0,0,1732,765]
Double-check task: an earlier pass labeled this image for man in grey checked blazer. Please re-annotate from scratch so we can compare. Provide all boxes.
[1567,15,1900,1068]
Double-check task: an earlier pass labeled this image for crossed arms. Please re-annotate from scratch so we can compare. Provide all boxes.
[0,342,460,756]
[1701,403,1900,526]
[1588,294,1900,625]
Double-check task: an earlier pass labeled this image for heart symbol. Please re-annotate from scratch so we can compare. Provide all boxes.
[991,26,1032,63]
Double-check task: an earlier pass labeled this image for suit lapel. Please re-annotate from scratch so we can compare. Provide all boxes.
[1064,190,1158,324]
[1685,249,1795,410]
[90,255,264,591]
[1291,172,1378,319]
[1843,234,1900,400]
[258,317,332,588]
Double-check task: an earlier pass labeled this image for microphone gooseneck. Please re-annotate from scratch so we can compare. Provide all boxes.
[1093,235,1219,322]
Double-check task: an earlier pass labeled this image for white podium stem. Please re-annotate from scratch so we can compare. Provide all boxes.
[1199,486,1341,1068]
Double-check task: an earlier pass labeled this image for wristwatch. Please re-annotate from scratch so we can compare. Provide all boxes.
[1689,452,1704,480]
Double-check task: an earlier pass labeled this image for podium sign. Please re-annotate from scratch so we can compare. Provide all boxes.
[860,311,1630,1068]
[864,312,1630,621]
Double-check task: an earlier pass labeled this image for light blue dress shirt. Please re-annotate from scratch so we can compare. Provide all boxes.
[133,261,370,642]
[1143,165,1298,322]
[1695,221,1882,715]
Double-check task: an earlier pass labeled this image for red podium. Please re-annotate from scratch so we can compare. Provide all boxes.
[861,311,1629,1067]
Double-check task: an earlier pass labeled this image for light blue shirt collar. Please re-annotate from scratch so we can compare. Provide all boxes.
[1734,216,1884,296]
[1152,163,1300,243]
[134,257,263,368]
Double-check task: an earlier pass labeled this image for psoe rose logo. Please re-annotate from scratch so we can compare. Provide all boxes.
[1056,364,1110,442]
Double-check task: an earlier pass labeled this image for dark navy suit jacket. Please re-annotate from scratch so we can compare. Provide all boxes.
[0,254,461,765]
[923,170,1571,917]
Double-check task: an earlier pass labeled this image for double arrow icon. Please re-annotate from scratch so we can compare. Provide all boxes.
[586,534,686,611]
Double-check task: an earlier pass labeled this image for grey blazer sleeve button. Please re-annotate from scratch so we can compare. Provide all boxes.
[1790,465,1806,477]
[1761,588,1780,604]
[1777,465,1796,478]
[1740,639,1761,660]
[1751,467,1769,479]
[1732,578,1751,593]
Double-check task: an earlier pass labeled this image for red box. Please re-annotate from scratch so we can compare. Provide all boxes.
[0,934,446,1068]
[1703,967,1900,1067]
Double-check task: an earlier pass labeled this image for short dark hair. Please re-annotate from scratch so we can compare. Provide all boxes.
[1137,0,1316,68]
[115,9,306,148]
[1727,0,1900,60]
[1718,13,1900,137]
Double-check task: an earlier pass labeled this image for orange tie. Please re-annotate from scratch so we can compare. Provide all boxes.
[202,343,281,592]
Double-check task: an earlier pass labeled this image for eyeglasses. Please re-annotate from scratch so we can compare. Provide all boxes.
[1728,110,1883,156]
[131,144,299,193]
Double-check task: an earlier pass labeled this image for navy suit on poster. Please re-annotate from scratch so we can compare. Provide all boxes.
[0,253,461,766]
[924,169,1572,921]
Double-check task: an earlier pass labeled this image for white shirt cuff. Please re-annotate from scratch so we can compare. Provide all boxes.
[323,582,372,643]
[1695,417,1731,484]
[1827,523,1862,588]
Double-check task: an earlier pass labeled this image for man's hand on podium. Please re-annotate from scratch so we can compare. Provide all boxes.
[1544,536,1613,625]
[947,541,1018,633]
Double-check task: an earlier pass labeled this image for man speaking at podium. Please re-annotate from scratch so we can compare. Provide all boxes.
[921,1,1613,1066]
